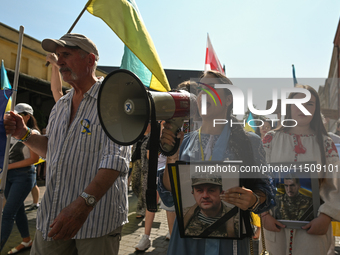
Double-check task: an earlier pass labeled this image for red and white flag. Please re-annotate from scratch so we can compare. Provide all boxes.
[204,34,225,74]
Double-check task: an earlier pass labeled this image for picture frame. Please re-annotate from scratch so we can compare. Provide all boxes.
[269,161,320,229]
[168,161,243,239]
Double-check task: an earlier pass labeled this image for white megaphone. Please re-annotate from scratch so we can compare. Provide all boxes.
[97,69,197,154]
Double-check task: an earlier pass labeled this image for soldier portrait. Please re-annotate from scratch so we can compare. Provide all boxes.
[182,175,239,238]
[273,176,314,221]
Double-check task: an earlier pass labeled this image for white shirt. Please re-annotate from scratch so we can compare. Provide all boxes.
[37,79,130,240]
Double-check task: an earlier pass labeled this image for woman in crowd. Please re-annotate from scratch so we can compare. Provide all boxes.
[158,70,275,254]
[261,85,340,255]
[1,103,40,254]
[256,118,274,139]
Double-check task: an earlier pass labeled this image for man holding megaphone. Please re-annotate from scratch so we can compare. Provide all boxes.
[4,33,130,255]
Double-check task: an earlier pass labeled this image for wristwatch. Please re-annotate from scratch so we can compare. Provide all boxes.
[80,192,97,207]
[249,192,261,212]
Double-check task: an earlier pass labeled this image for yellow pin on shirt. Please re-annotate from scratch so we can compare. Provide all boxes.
[81,119,91,135]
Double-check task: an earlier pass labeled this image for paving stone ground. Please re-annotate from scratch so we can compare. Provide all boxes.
[2,182,340,255]
[2,184,170,255]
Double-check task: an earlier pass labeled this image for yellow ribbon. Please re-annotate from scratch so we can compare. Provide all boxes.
[198,128,212,161]
[81,119,91,135]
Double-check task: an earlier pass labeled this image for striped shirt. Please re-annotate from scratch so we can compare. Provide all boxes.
[197,211,220,225]
[37,79,130,240]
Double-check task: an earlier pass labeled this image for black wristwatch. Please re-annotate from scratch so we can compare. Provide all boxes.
[80,192,97,207]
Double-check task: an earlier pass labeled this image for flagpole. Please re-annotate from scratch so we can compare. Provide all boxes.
[0,26,25,234]
[292,64,298,87]
[45,3,89,66]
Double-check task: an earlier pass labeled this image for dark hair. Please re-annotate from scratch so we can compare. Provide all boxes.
[201,70,233,85]
[284,173,300,184]
[275,84,327,167]
[22,112,41,133]
[255,118,273,137]
[284,177,300,185]
[200,70,233,120]
[176,80,198,95]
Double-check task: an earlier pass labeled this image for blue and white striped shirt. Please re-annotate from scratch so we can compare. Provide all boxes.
[37,79,130,240]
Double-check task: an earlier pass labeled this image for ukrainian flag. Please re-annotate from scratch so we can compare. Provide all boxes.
[0,60,12,172]
[86,0,170,92]
[1,60,11,112]
[244,112,256,133]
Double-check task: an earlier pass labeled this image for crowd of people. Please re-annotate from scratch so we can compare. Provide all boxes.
[2,32,340,255]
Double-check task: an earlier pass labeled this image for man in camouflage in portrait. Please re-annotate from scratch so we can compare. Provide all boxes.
[183,175,239,238]
[274,176,313,221]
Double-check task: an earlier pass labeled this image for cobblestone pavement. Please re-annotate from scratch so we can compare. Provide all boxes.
[2,183,340,255]
[2,185,170,255]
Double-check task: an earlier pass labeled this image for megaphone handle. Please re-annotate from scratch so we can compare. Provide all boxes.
[159,118,183,156]
[160,137,180,157]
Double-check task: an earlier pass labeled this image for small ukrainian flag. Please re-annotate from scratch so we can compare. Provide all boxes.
[244,112,256,133]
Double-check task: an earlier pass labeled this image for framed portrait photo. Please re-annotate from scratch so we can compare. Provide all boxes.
[168,161,243,239]
[269,161,320,229]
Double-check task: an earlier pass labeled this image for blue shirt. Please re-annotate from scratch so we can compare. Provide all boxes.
[37,79,130,240]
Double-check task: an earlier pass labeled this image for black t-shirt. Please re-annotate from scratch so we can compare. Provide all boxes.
[9,141,26,164]
[9,129,40,164]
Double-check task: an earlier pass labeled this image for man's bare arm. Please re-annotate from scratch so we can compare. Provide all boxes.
[4,111,48,158]
[23,133,48,159]
[46,53,63,102]
[48,168,122,240]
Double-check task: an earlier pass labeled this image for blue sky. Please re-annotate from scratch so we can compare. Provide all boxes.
[1,0,339,77]
[1,0,339,112]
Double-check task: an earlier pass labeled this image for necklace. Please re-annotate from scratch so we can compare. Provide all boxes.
[198,128,213,161]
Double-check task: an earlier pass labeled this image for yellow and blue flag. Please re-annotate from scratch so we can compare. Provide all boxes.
[244,112,256,133]
[1,60,11,112]
[0,60,12,172]
[86,0,170,92]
